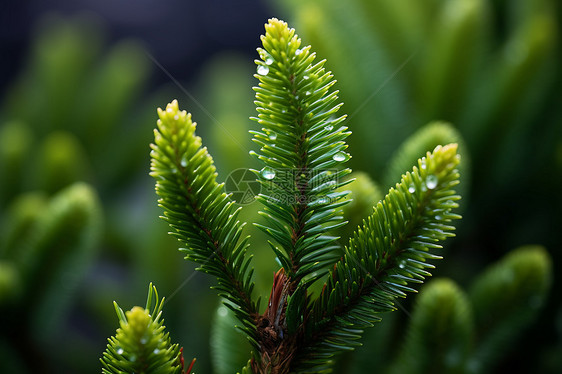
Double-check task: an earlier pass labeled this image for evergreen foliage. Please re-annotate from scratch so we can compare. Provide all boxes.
[297,144,460,372]
[150,100,257,342]
[0,4,556,373]
[250,18,351,285]
[143,18,462,373]
[101,283,195,374]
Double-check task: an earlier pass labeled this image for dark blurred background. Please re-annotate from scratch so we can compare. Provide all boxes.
[0,0,273,95]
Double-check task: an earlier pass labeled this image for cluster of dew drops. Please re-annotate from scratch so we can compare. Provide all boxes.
[254,49,353,181]
[408,158,439,194]
[114,338,162,362]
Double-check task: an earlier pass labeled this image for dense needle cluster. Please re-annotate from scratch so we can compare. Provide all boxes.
[101,284,194,374]
[105,18,462,374]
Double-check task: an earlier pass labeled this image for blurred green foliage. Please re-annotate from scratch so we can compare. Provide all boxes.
[1,14,153,193]
[0,183,102,372]
[391,246,551,374]
[0,0,560,371]
[0,13,214,373]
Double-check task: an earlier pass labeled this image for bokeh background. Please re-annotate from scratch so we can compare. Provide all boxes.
[0,0,560,373]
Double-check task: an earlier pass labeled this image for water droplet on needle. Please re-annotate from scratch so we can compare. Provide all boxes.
[332,152,347,162]
[257,65,269,75]
[260,167,276,180]
[426,175,438,189]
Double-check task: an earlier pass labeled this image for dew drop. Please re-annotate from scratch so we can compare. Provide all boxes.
[260,167,276,180]
[295,48,302,56]
[426,175,438,189]
[398,261,406,269]
[332,152,348,162]
[303,75,309,80]
[420,159,427,169]
[408,185,416,194]
[316,197,329,204]
[305,91,311,96]
[257,65,269,76]
[140,337,147,345]
[268,132,277,141]
[173,114,179,120]
[264,55,274,65]
[180,157,188,167]
[324,125,333,132]
[116,348,124,355]
[435,215,442,221]
[153,348,160,355]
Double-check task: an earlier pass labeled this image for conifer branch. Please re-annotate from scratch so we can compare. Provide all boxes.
[150,101,257,340]
[294,144,461,371]
[101,283,193,374]
[146,18,463,374]
[251,18,351,287]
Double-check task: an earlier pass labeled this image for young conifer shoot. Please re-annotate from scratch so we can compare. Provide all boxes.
[101,284,195,374]
[103,18,461,374]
